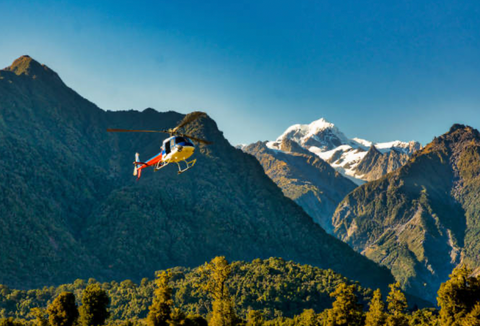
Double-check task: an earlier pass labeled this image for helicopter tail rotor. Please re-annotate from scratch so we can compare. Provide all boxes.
[133,153,140,177]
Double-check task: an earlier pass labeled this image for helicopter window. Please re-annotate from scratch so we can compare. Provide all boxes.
[165,140,171,154]
[175,137,192,145]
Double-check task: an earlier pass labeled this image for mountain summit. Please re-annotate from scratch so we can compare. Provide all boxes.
[266,118,422,184]
[4,55,60,80]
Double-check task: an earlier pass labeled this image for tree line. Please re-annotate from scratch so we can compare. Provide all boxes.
[1,257,480,326]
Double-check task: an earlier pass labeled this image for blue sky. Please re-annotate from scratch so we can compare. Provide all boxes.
[1,0,479,145]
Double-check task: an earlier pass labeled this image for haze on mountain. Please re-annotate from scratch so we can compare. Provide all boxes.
[332,123,480,303]
[0,55,396,294]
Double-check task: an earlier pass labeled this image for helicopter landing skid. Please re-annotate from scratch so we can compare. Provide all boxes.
[177,159,196,174]
[154,161,169,172]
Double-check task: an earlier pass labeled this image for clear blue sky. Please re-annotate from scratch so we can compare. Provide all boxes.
[1,0,479,145]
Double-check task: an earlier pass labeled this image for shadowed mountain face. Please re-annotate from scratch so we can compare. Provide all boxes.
[0,56,395,292]
[332,124,480,302]
[242,139,357,233]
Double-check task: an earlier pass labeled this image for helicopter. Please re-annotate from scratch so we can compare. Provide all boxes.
[107,112,212,179]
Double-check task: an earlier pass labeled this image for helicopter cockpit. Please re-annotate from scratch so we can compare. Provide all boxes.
[163,136,194,155]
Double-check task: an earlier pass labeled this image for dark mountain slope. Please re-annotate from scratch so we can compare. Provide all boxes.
[242,139,357,232]
[332,124,480,302]
[0,56,394,292]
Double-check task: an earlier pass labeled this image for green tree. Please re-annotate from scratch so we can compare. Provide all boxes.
[246,310,264,326]
[462,303,480,326]
[184,315,208,326]
[168,308,186,326]
[385,283,408,326]
[147,271,174,326]
[365,289,386,326]
[0,318,23,326]
[29,308,48,326]
[201,257,238,326]
[437,265,480,326]
[409,308,439,326]
[79,284,110,326]
[295,309,318,326]
[325,283,363,326]
[47,292,79,326]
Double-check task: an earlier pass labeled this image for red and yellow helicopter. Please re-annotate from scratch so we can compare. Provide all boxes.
[107,112,212,179]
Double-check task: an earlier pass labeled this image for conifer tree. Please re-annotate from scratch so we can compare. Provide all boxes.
[47,292,79,326]
[79,284,110,326]
[325,283,363,326]
[385,283,408,326]
[201,257,238,326]
[437,265,480,326]
[365,289,386,326]
[147,271,174,326]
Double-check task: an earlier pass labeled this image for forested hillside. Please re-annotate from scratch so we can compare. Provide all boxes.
[1,257,476,326]
[0,258,375,320]
[0,55,394,292]
[333,124,480,302]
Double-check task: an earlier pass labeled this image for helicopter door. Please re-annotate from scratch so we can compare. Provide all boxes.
[165,140,171,154]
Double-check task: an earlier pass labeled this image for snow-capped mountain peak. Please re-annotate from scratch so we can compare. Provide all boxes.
[265,117,422,184]
[274,118,353,151]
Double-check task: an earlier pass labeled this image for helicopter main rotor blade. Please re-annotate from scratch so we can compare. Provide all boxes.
[179,133,213,145]
[107,128,170,133]
[172,111,207,133]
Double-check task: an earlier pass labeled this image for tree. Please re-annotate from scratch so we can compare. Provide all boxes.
[0,318,23,326]
[246,310,264,326]
[79,284,110,326]
[168,308,186,326]
[47,292,79,326]
[295,309,318,326]
[437,265,480,326]
[325,283,363,326]
[365,289,386,326]
[147,270,174,326]
[409,308,439,326]
[184,315,208,326]
[29,308,48,326]
[201,257,239,326]
[462,303,480,326]
[385,283,408,326]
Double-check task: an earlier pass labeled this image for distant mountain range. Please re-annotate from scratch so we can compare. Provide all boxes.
[0,55,395,294]
[333,124,480,302]
[241,112,480,304]
[264,118,422,184]
[241,118,422,232]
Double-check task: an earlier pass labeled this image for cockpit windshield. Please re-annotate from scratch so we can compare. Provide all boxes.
[175,137,193,145]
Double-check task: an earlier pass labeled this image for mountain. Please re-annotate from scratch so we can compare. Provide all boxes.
[0,56,395,292]
[242,139,357,232]
[332,124,480,302]
[267,118,422,184]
